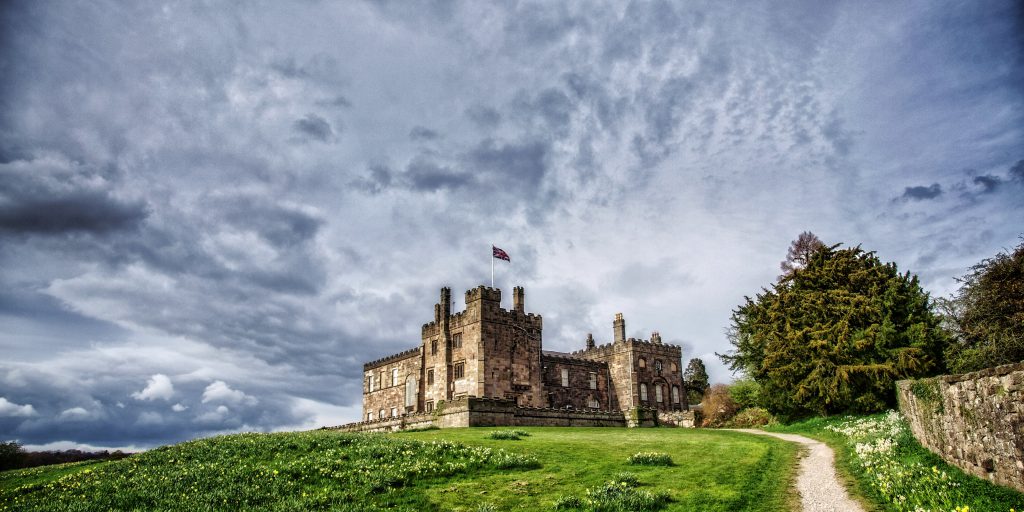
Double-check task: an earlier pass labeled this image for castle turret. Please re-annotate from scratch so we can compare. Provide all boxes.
[586,333,595,350]
[613,313,625,344]
[513,286,525,313]
[651,331,662,344]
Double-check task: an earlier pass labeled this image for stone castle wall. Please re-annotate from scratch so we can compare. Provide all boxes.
[896,362,1024,492]
[541,353,613,411]
[333,396,666,432]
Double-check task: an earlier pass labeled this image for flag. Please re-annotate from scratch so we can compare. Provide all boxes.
[492,245,510,262]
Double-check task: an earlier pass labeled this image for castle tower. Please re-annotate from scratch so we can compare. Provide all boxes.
[586,333,595,350]
[613,313,626,344]
[513,286,525,313]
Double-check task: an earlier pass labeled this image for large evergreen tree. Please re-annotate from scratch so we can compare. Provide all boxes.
[941,240,1024,373]
[682,358,709,405]
[720,243,947,420]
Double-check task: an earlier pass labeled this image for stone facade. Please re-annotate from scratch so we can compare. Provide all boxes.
[357,285,687,429]
[896,362,1024,493]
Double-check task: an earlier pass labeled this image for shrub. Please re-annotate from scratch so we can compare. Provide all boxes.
[611,471,640,487]
[554,478,670,512]
[0,441,25,471]
[488,430,524,440]
[701,384,739,427]
[728,378,762,410]
[627,452,673,466]
[725,407,774,428]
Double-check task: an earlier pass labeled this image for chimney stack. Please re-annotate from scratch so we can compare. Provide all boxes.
[586,333,595,350]
[613,313,625,344]
[651,331,662,344]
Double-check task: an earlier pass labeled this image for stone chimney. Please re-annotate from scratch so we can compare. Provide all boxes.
[513,286,525,313]
[586,333,595,350]
[613,313,625,344]
[651,331,662,344]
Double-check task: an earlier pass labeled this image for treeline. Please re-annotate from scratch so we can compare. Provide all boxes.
[716,232,1023,422]
[0,441,131,471]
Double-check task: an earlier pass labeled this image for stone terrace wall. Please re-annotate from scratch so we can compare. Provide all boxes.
[896,362,1024,492]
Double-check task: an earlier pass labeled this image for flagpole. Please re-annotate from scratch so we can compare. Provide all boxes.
[491,245,494,287]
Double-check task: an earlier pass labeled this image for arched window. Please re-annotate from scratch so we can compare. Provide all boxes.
[638,357,647,369]
[671,362,678,372]
[655,385,663,403]
[640,383,648,401]
[672,385,680,404]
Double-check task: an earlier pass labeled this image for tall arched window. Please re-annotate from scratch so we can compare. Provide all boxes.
[405,376,417,408]
[640,383,648,401]
[638,357,647,368]
[672,385,680,404]
[655,385,663,403]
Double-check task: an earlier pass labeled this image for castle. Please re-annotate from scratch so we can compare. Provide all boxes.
[349,285,693,430]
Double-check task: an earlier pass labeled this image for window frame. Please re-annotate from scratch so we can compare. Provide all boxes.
[454,361,465,380]
[638,357,647,369]
[427,368,434,385]
[589,371,597,390]
[640,383,648,401]
[452,332,463,349]
[561,368,570,387]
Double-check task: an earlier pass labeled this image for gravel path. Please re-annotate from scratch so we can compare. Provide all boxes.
[730,429,864,512]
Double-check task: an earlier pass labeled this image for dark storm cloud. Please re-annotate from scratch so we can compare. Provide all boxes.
[293,114,335,142]
[1011,160,1024,182]
[972,174,1002,193]
[0,157,148,236]
[409,126,440,141]
[466,138,550,189]
[465,105,501,129]
[405,158,473,191]
[900,183,943,201]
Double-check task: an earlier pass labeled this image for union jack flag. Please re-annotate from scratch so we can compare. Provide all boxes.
[492,245,510,262]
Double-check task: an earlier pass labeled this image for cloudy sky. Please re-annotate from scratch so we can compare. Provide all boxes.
[1,1,1022,450]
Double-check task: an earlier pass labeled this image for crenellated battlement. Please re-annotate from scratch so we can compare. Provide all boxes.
[363,347,420,370]
[465,285,502,304]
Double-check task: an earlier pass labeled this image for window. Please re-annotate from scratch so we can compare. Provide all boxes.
[656,385,663,403]
[655,360,663,375]
[367,376,373,392]
[427,368,435,385]
[638,357,647,368]
[672,385,680,404]
[379,372,384,388]
[452,333,462,349]
[390,407,398,418]
[426,401,434,412]
[640,383,648,401]
[671,362,678,372]
[431,339,437,355]
[379,409,385,420]
[587,397,600,409]
[391,368,399,387]
[561,368,569,387]
[454,361,465,379]
[589,372,597,389]
[366,412,372,422]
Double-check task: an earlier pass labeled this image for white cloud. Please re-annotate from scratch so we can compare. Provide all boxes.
[202,381,257,406]
[0,397,37,417]
[131,374,175,401]
[58,407,92,421]
[171,403,188,412]
[196,405,230,423]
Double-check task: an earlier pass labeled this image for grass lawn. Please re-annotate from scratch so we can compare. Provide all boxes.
[0,426,797,512]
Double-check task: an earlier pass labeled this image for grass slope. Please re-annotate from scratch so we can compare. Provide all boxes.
[768,412,1024,512]
[1,427,796,512]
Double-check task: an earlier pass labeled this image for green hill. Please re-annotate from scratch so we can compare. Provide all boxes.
[0,427,797,511]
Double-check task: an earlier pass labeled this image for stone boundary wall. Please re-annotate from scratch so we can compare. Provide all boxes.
[327,396,688,432]
[896,362,1024,492]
